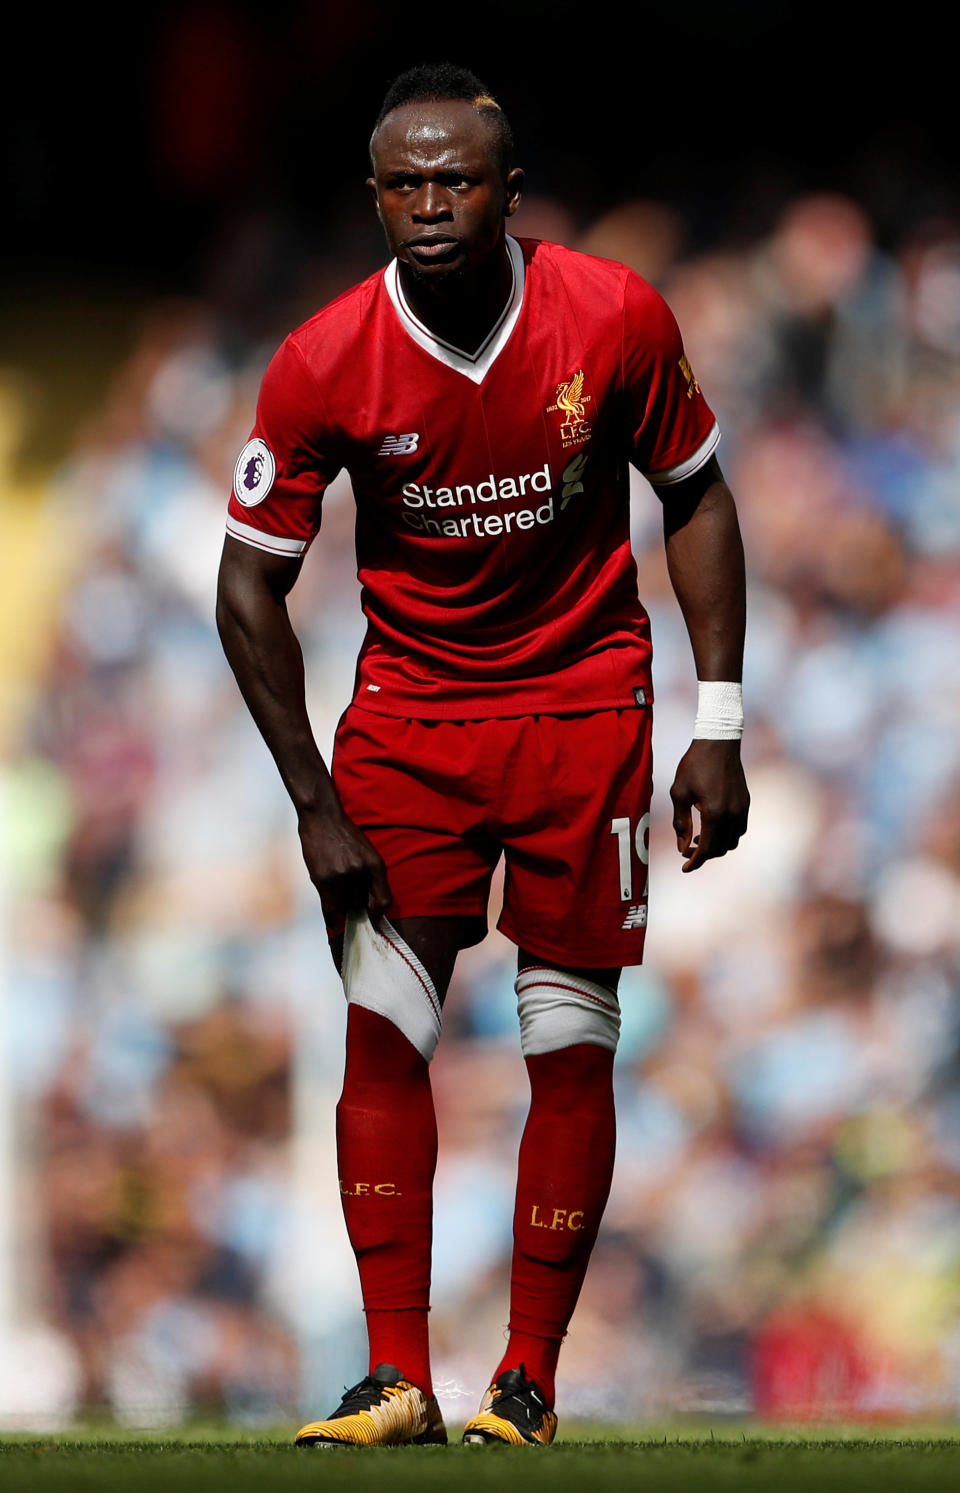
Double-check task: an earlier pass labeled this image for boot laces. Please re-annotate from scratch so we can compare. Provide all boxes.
[331,1373,402,1419]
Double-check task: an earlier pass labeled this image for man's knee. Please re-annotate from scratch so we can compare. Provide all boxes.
[515,965,621,1057]
[341,912,443,1061]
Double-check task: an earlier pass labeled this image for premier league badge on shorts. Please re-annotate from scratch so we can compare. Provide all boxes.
[233,438,276,506]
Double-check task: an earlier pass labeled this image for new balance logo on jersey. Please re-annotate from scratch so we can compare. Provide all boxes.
[621,905,648,930]
[378,433,420,456]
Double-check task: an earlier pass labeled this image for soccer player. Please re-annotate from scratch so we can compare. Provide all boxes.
[216,63,749,1447]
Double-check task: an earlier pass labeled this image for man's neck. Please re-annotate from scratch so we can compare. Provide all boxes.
[397,238,514,357]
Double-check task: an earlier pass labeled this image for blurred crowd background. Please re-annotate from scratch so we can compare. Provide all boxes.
[3,0,960,1430]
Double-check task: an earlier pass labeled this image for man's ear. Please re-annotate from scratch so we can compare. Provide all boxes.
[366,177,382,220]
[505,167,524,219]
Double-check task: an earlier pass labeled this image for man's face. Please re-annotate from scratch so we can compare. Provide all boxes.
[368,100,522,281]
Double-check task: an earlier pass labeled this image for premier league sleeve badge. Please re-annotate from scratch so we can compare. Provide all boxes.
[233,438,276,506]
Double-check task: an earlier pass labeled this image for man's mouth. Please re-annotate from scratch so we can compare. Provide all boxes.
[406,236,460,263]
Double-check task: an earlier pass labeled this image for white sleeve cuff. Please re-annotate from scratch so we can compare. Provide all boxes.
[225,515,308,556]
[646,422,721,487]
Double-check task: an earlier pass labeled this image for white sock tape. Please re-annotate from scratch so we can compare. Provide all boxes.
[341,911,442,1062]
[693,680,744,740]
[516,966,621,1057]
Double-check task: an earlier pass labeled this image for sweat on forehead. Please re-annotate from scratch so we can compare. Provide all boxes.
[370,98,512,173]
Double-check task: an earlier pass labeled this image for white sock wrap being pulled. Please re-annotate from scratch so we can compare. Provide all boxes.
[515,965,621,1058]
[341,911,442,1062]
[693,680,744,741]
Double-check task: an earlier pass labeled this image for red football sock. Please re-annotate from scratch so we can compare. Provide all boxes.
[336,1003,437,1397]
[495,1044,617,1409]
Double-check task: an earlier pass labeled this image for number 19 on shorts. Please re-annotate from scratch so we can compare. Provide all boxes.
[610,812,650,902]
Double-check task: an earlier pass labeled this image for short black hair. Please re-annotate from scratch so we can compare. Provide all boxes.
[371,63,514,176]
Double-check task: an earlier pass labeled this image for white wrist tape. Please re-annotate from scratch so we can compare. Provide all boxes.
[341,911,442,1062]
[693,680,744,741]
[516,966,621,1057]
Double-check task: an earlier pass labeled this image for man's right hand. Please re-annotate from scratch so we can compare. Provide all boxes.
[216,537,392,928]
[297,805,392,925]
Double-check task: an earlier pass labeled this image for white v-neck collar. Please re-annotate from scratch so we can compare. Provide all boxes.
[384,235,525,386]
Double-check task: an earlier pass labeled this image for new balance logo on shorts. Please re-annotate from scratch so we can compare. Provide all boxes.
[378,433,420,455]
[621,905,648,930]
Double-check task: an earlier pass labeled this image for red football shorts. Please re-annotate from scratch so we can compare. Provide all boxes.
[330,704,653,968]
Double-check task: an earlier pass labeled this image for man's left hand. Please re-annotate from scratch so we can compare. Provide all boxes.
[670,739,750,872]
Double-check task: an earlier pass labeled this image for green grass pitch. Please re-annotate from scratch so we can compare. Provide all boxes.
[2,1425,960,1490]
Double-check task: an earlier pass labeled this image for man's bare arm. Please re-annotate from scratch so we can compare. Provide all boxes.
[661,455,750,871]
[215,534,391,920]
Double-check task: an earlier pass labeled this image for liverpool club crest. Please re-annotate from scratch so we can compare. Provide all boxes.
[547,370,593,449]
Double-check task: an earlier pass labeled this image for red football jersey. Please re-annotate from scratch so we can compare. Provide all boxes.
[226,237,719,718]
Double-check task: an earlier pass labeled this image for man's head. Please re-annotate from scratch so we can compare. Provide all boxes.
[371,63,515,177]
[368,63,523,283]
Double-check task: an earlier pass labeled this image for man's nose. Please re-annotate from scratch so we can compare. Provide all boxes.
[412,183,452,220]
